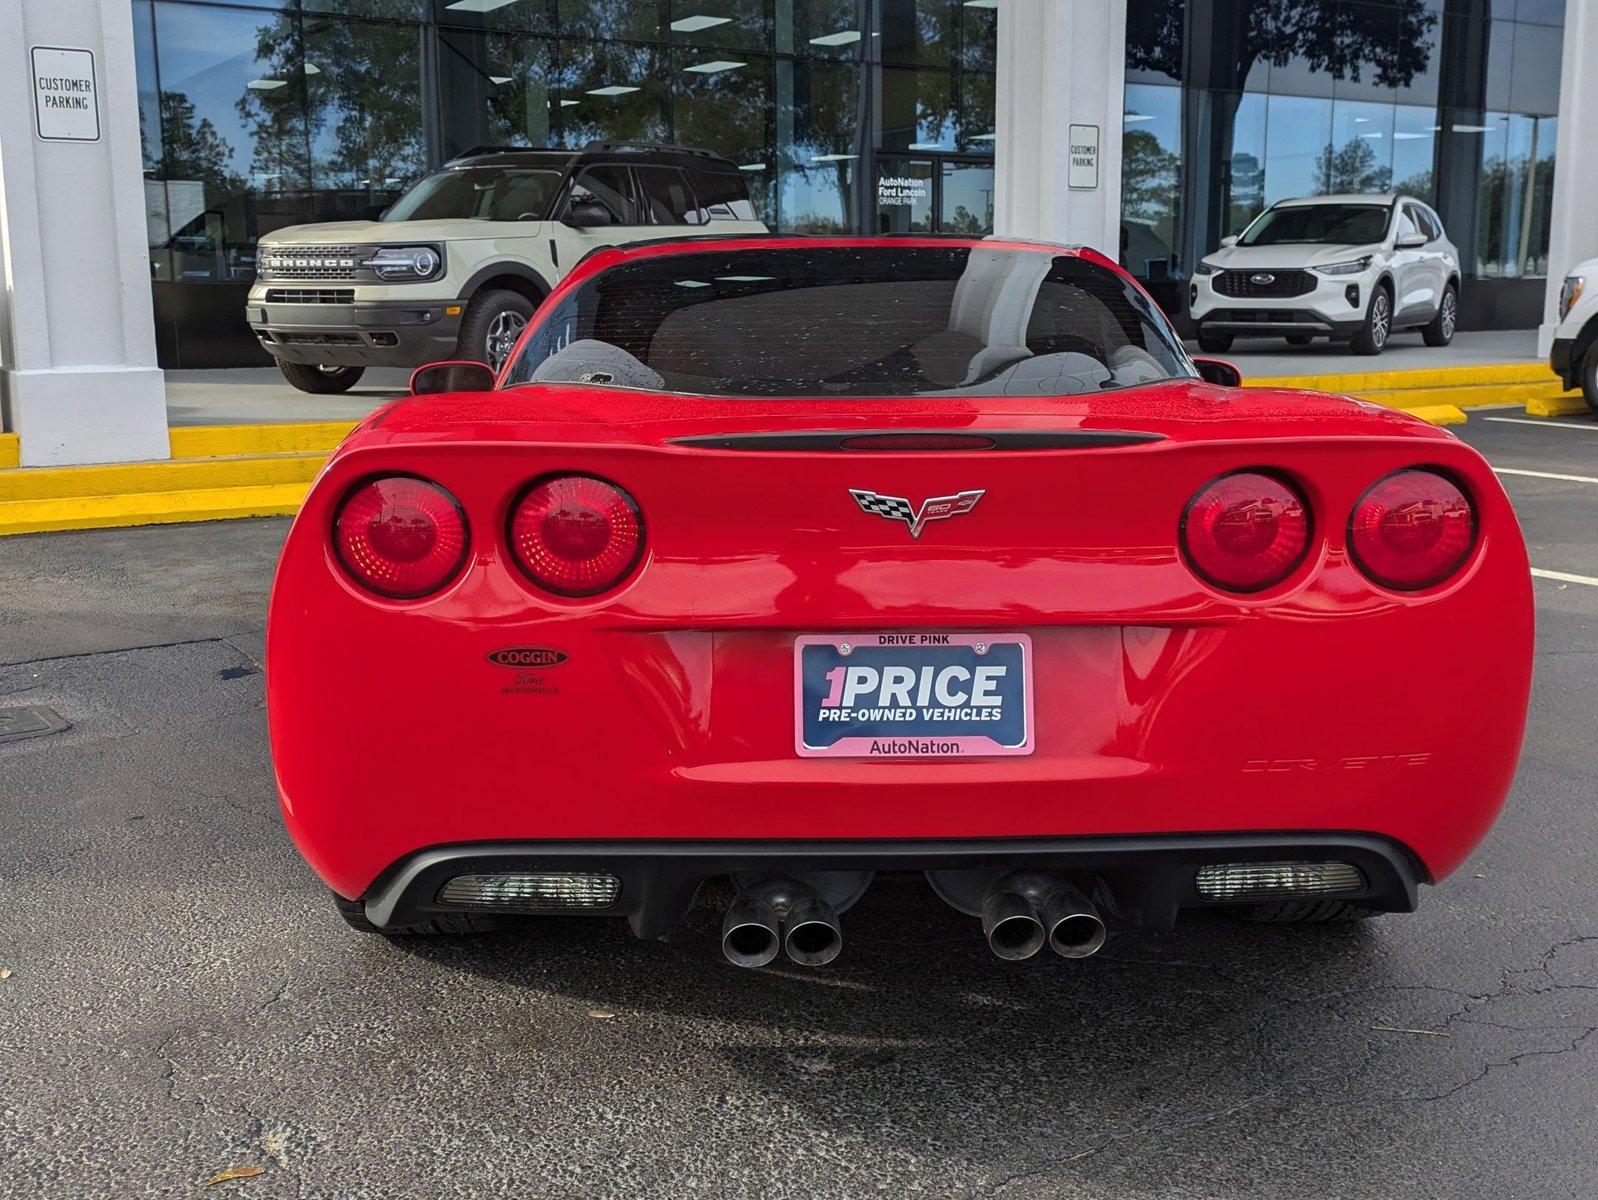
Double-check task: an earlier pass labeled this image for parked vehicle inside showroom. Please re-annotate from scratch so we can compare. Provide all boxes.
[1551,259,1598,413]
[246,142,766,394]
[267,235,1531,968]
[1190,194,1460,356]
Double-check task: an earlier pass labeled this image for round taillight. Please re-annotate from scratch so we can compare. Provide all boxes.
[508,474,644,596]
[1181,471,1311,593]
[1349,468,1476,590]
[333,475,469,598]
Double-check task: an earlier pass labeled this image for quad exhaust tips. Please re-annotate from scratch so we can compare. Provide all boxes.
[982,874,1107,961]
[721,880,842,968]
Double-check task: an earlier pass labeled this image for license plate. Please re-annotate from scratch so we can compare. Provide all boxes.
[794,633,1033,758]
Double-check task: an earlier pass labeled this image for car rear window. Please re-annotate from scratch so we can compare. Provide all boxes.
[1240,204,1391,246]
[502,246,1195,398]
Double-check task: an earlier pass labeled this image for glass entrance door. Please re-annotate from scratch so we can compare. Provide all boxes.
[875,156,936,233]
[874,155,993,234]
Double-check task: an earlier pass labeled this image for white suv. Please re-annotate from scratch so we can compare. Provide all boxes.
[247,142,767,393]
[1189,194,1461,356]
[1550,259,1598,413]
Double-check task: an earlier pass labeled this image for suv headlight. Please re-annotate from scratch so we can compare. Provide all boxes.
[366,245,442,281]
[1560,275,1585,320]
[1314,256,1373,276]
[1193,260,1220,276]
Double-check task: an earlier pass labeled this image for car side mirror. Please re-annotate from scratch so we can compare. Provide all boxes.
[1193,357,1242,388]
[1396,233,1428,249]
[409,360,496,395]
[563,201,613,229]
[1219,234,1239,248]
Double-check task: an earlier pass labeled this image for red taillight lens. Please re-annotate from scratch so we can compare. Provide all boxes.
[1349,469,1476,590]
[508,474,644,596]
[1181,471,1311,593]
[333,475,469,598]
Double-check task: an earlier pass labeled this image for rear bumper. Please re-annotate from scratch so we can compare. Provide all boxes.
[247,297,461,367]
[361,832,1424,937]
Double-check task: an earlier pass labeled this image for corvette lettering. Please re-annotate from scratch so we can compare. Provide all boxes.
[850,488,984,539]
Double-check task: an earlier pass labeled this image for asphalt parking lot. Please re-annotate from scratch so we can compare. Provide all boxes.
[2,410,1595,1199]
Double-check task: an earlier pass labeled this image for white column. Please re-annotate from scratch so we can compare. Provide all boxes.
[993,0,1126,257]
[1539,0,1598,357]
[0,0,168,467]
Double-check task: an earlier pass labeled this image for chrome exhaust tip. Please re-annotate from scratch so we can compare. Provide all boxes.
[1042,884,1107,959]
[982,889,1046,961]
[783,893,842,967]
[721,893,781,968]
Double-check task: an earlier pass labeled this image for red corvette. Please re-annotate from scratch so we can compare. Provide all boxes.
[267,236,1533,967]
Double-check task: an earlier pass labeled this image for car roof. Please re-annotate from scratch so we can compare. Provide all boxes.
[442,142,741,172]
[1274,194,1399,207]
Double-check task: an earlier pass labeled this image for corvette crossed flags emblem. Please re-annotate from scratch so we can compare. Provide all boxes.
[849,488,986,540]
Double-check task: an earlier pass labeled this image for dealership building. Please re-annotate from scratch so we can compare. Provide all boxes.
[1,0,1595,465]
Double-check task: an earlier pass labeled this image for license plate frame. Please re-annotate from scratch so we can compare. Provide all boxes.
[793,632,1034,759]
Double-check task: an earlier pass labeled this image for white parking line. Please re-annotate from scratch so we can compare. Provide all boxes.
[1484,416,1598,432]
[1531,568,1598,587]
[1495,467,1598,485]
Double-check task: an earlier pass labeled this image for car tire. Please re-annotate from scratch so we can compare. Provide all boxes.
[457,288,537,373]
[1240,899,1380,923]
[1197,330,1233,353]
[1285,335,1313,346]
[277,360,366,394]
[1349,284,1392,356]
[1421,284,1458,347]
[333,892,505,936]
[1580,348,1598,416]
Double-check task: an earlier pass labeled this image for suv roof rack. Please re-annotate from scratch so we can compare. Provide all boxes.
[579,140,727,161]
[446,144,573,162]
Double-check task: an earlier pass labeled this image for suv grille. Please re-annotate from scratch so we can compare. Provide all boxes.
[259,245,364,280]
[263,288,354,304]
[1214,269,1316,299]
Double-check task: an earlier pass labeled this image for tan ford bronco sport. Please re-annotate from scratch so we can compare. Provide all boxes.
[248,142,766,393]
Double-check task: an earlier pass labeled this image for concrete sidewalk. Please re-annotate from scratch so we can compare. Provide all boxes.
[161,331,1550,427]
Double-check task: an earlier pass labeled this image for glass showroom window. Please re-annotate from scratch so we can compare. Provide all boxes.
[438,31,557,158]
[551,39,670,147]
[304,15,426,211]
[778,59,864,233]
[663,0,773,54]
[878,65,955,153]
[1121,83,1180,281]
[673,52,774,224]
[142,1,315,285]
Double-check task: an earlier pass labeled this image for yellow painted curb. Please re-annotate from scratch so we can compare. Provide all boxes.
[0,452,323,502]
[169,420,358,459]
[1355,381,1575,410]
[1526,394,1590,419]
[0,481,312,537]
[1403,405,1468,426]
[1246,361,1559,393]
[0,434,18,471]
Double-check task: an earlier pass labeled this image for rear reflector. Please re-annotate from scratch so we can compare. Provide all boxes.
[508,474,644,596]
[1181,471,1310,593]
[438,872,621,910]
[1349,468,1476,590]
[333,475,469,599]
[1195,861,1365,902]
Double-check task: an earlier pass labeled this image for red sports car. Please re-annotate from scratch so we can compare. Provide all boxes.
[267,236,1533,968]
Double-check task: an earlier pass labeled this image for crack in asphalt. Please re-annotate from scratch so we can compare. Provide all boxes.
[0,633,255,671]
[966,933,1598,1198]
